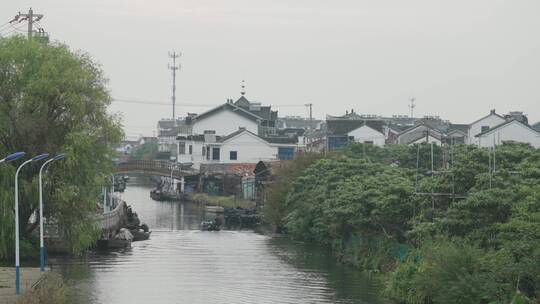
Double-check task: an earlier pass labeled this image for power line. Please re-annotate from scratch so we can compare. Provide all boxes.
[111,98,310,109]
[0,23,25,35]
[111,98,216,107]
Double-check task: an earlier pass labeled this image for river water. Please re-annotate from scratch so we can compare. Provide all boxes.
[52,177,387,304]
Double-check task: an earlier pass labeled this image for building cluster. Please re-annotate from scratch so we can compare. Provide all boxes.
[326,109,540,150]
[121,94,540,169]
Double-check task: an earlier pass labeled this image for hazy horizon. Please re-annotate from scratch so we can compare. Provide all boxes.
[3,0,540,137]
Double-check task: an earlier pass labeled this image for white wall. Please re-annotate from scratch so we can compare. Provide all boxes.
[468,114,506,145]
[217,132,278,163]
[192,110,258,136]
[348,125,385,146]
[177,140,206,169]
[477,121,540,148]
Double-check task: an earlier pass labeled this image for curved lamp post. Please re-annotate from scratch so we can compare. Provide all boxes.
[38,154,65,272]
[14,153,49,295]
[0,152,26,164]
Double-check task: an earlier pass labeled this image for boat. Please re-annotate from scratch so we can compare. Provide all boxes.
[201,220,221,231]
[130,228,151,241]
[150,188,188,201]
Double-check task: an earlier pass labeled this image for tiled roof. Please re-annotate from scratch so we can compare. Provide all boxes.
[217,128,253,143]
[233,96,277,121]
[195,103,262,122]
[200,163,257,176]
[263,136,298,144]
[448,124,469,134]
[475,119,540,137]
[214,128,298,145]
[533,121,540,131]
[157,119,176,129]
[159,128,179,137]
[326,119,385,135]
[469,110,505,126]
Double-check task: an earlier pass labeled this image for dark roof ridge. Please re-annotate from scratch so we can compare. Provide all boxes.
[195,103,263,122]
[469,110,506,126]
[475,118,540,137]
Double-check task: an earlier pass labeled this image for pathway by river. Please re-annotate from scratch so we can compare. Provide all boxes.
[51,177,387,304]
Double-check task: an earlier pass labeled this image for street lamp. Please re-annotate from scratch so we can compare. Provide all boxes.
[0,152,26,163]
[110,174,115,211]
[14,153,49,295]
[38,154,65,272]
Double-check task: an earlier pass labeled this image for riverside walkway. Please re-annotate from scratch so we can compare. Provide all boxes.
[0,267,47,304]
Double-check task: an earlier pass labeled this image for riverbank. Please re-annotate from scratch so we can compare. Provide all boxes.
[0,267,55,304]
[261,143,540,303]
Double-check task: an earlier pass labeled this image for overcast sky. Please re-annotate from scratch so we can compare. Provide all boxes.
[2,0,540,137]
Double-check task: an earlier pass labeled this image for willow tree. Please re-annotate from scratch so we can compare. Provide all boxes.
[0,36,122,257]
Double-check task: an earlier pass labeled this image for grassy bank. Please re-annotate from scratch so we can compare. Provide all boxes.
[262,143,540,303]
[190,193,256,209]
[16,273,67,304]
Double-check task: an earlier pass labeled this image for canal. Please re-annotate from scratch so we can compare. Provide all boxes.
[52,177,387,304]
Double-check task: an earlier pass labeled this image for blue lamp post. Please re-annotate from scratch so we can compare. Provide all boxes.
[38,154,65,272]
[14,153,49,295]
[0,152,26,164]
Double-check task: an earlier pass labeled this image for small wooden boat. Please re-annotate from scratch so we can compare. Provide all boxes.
[130,229,152,241]
[201,220,220,231]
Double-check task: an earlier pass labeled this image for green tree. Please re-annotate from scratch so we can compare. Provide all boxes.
[0,36,122,257]
[131,142,158,160]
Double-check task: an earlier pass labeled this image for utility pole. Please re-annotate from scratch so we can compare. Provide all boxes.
[305,103,313,121]
[16,8,43,39]
[168,51,181,122]
[409,97,416,118]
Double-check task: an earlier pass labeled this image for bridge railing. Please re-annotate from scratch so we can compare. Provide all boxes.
[114,160,196,176]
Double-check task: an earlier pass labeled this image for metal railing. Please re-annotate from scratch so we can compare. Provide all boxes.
[114,160,197,178]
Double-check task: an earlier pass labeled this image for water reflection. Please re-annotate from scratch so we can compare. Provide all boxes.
[52,177,386,304]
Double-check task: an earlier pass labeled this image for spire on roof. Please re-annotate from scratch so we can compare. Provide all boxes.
[241,80,246,96]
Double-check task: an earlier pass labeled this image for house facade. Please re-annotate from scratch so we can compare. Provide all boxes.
[177,128,298,169]
[476,119,540,148]
[347,124,386,146]
[191,102,260,136]
[467,110,506,145]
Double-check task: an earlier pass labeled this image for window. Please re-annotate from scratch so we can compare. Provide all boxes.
[278,147,294,160]
[230,151,237,160]
[364,141,374,145]
[202,146,206,156]
[179,142,185,155]
[212,148,220,160]
[481,126,490,133]
[189,145,193,155]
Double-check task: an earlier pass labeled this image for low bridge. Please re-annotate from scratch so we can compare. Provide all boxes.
[114,160,199,179]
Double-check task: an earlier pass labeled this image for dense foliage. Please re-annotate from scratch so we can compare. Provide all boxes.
[263,142,540,303]
[0,36,122,257]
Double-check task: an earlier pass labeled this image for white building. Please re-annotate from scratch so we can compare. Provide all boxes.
[347,124,386,146]
[476,119,540,148]
[191,102,261,136]
[467,110,506,145]
[178,128,299,169]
